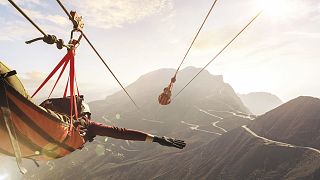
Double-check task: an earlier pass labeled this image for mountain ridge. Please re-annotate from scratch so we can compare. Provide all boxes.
[238,92,283,115]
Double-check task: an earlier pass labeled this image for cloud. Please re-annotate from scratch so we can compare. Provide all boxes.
[0,1,70,42]
[0,0,46,8]
[1,0,174,42]
[0,18,69,42]
[0,0,7,5]
[193,27,236,50]
[285,31,320,39]
[21,8,69,26]
[16,0,42,5]
[24,71,47,80]
[0,20,37,41]
[70,0,174,29]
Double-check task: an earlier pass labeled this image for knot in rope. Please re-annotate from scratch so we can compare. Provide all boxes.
[43,34,57,44]
[56,39,64,50]
[171,76,176,84]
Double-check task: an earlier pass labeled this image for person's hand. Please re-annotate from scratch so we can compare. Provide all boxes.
[153,136,186,149]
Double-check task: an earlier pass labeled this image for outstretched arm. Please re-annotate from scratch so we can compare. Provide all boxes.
[86,119,186,149]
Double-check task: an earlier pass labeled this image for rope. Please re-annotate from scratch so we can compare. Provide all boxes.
[8,0,68,50]
[56,0,72,20]
[82,34,140,109]
[55,0,140,110]
[174,0,219,78]
[172,11,263,101]
[8,0,46,36]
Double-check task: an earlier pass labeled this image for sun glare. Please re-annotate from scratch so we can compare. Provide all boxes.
[256,0,296,19]
[0,173,9,180]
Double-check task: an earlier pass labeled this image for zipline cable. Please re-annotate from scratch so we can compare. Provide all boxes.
[8,0,139,109]
[174,0,219,77]
[55,0,140,109]
[82,33,140,109]
[8,0,46,36]
[158,0,219,106]
[172,11,263,101]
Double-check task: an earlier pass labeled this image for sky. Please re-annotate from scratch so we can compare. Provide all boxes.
[0,0,320,102]
[0,0,320,177]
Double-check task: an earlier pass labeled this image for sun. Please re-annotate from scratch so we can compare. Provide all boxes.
[256,0,296,19]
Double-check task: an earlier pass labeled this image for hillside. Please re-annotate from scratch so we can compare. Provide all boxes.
[238,92,283,115]
[250,96,320,149]
[81,96,320,179]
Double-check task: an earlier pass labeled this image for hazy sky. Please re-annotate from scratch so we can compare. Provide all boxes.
[0,0,319,102]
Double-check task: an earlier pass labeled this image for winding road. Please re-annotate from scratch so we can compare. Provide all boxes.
[141,118,164,124]
[195,106,224,120]
[209,110,255,120]
[120,146,140,152]
[242,125,320,154]
[212,121,227,133]
[181,121,222,135]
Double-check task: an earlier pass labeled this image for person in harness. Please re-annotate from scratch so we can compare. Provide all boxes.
[158,77,176,105]
[40,96,186,149]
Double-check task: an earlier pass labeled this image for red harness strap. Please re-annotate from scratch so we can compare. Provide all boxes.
[31,51,73,98]
[63,76,69,98]
[48,59,69,98]
[32,44,80,134]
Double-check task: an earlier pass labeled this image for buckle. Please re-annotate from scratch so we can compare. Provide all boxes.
[0,70,17,79]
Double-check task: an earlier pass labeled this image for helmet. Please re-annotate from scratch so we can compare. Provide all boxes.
[81,101,91,118]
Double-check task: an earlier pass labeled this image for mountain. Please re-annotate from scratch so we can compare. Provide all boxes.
[22,66,254,179]
[25,96,320,180]
[84,128,320,180]
[89,66,251,136]
[78,96,320,180]
[249,96,320,149]
[11,67,320,179]
[238,92,283,115]
[149,96,320,179]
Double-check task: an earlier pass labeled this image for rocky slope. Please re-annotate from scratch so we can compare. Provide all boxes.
[249,96,320,149]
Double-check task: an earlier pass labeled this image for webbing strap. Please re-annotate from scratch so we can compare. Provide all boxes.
[0,70,17,78]
[0,80,27,174]
[31,51,72,98]
[63,76,69,98]
[75,73,80,97]
[31,47,80,134]
[69,54,77,133]
[48,59,70,98]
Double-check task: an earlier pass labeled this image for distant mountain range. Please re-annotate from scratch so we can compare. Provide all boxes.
[144,96,320,179]
[82,96,319,180]
[15,67,320,179]
[238,92,283,115]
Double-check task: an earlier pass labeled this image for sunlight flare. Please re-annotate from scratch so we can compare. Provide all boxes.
[256,0,298,19]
